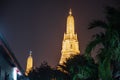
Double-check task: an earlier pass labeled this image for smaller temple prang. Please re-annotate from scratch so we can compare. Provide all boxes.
[25,50,33,75]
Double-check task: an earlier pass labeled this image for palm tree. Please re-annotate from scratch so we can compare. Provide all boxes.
[85,7,120,80]
[59,54,98,80]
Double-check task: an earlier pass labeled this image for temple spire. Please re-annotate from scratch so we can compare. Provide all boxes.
[69,8,72,15]
[59,9,80,65]
[29,50,32,56]
[25,50,33,76]
[66,8,75,34]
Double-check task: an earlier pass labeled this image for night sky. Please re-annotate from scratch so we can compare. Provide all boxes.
[0,0,118,70]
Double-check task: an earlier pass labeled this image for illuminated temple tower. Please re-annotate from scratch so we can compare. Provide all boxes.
[59,9,80,65]
[25,51,33,75]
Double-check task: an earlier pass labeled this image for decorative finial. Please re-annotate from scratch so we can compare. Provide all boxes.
[69,8,72,15]
[29,50,32,56]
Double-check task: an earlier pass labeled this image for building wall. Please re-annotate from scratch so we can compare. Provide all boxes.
[0,51,14,80]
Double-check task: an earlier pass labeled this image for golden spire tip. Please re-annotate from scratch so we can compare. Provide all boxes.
[29,50,32,55]
[69,8,72,15]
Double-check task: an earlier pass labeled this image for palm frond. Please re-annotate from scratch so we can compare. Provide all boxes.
[85,34,103,56]
[88,20,107,29]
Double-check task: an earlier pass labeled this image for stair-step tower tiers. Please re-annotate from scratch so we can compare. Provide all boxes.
[59,9,80,65]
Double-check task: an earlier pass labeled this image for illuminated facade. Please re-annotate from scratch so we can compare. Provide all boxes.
[25,51,33,75]
[59,9,80,64]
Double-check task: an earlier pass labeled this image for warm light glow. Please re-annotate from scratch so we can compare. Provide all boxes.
[59,9,80,65]
[25,51,33,75]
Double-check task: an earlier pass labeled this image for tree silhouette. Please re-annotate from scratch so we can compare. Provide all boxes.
[28,62,54,80]
[59,54,98,80]
[85,6,120,80]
